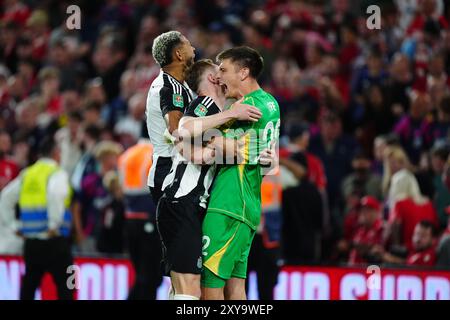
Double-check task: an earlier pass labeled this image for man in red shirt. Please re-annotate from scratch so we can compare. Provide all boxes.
[405,221,436,266]
[348,196,384,265]
[375,220,436,267]
[388,196,439,251]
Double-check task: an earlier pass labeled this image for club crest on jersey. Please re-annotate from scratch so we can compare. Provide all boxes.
[194,104,208,117]
[172,94,184,108]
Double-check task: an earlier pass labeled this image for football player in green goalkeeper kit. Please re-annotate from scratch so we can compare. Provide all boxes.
[201,47,280,300]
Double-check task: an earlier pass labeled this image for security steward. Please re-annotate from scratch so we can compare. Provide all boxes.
[118,138,162,300]
[0,136,74,300]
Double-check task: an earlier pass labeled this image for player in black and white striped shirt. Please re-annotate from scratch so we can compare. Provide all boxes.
[156,59,263,300]
[146,31,195,205]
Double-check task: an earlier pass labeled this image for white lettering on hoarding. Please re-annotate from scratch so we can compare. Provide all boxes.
[304,272,329,300]
[425,277,450,300]
[340,274,367,300]
[397,276,422,300]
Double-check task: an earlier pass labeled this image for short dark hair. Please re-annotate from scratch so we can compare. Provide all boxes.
[216,46,264,79]
[68,110,83,122]
[418,220,435,236]
[431,145,450,161]
[39,135,57,157]
[84,125,101,141]
[152,31,183,67]
[185,59,216,94]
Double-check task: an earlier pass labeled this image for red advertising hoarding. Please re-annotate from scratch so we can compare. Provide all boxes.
[1,255,449,300]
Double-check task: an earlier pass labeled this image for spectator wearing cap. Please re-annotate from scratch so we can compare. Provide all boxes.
[348,196,384,266]
[430,145,450,229]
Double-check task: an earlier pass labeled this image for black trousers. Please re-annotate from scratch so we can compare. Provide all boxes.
[126,219,163,300]
[246,234,280,300]
[20,236,74,300]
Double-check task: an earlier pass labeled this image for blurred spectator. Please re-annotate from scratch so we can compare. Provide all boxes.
[406,0,448,36]
[14,96,45,164]
[0,130,19,190]
[309,111,357,219]
[281,153,323,264]
[285,122,327,191]
[71,125,102,251]
[38,66,62,117]
[374,220,437,267]
[371,134,400,177]
[430,145,450,229]
[55,111,83,177]
[1,0,31,27]
[114,92,147,148]
[91,32,127,103]
[83,100,104,128]
[342,153,382,213]
[393,90,432,164]
[76,140,123,254]
[0,21,20,73]
[387,166,439,251]
[25,9,50,62]
[382,145,411,198]
[348,196,384,266]
[83,78,110,127]
[426,95,450,147]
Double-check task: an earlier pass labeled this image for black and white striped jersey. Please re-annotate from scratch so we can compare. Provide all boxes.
[162,96,221,208]
[146,70,194,188]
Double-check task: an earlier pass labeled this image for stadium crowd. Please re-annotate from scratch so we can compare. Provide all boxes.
[1,0,450,281]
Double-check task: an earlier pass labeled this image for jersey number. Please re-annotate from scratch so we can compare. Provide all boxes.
[202,235,210,256]
[262,119,281,148]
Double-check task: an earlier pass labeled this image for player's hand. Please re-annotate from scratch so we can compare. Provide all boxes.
[258,147,275,167]
[230,98,262,122]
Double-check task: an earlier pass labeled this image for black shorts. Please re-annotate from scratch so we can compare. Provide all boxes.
[156,195,205,276]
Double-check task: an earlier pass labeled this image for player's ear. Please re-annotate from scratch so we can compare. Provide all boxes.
[207,73,216,84]
[240,67,250,81]
[174,46,183,62]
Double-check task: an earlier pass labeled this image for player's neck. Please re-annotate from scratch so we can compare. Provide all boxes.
[162,65,185,83]
[238,79,260,97]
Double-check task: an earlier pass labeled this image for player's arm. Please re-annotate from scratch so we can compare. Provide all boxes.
[175,135,216,165]
[178,99,262,139]
[160,86,185,135]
